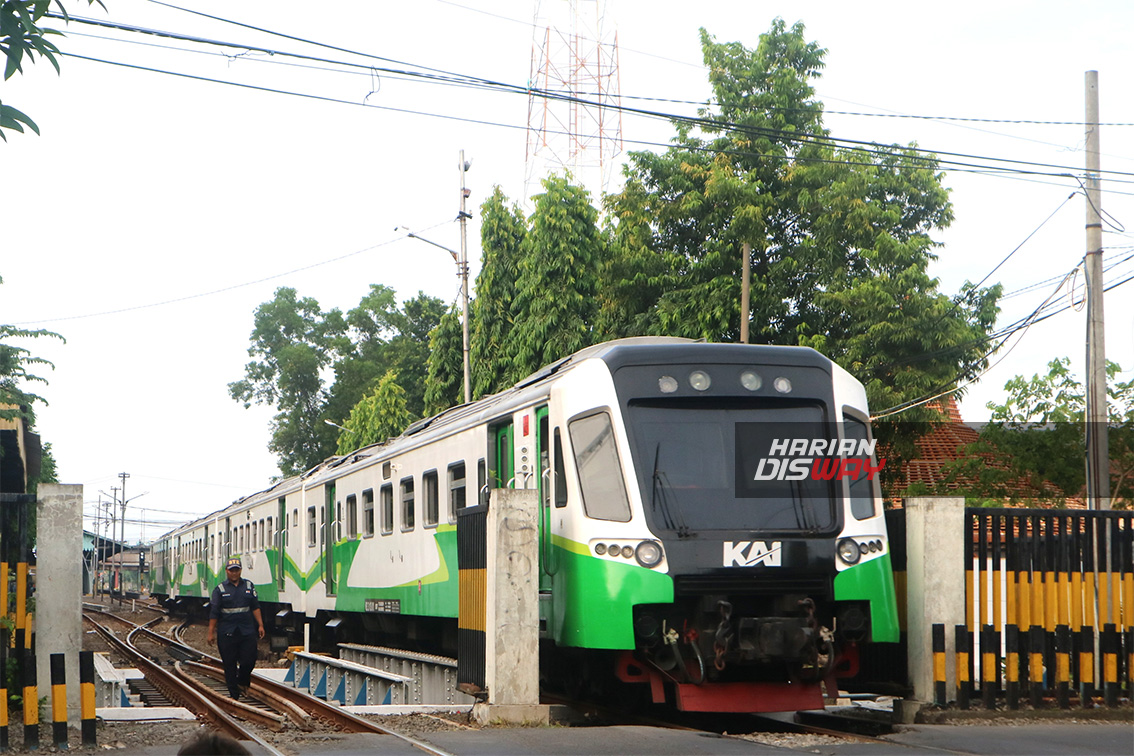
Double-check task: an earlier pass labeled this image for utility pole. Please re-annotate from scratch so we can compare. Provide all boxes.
[118,472,129,604]
[458,150,472,404]
[740,241,751,344]
[1084,71,1110,511]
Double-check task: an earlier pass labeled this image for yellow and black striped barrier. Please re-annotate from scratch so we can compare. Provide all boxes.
[958,508,1132,710]
[50,653,68,750]
[80,651,97,747]
[1004,624,1020,709]
[954,625,971,709]
[0,625,7,752]
[932,624,947,706]
[22,618,37,751]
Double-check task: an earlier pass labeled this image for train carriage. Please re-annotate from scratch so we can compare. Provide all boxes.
[153,337,899,712]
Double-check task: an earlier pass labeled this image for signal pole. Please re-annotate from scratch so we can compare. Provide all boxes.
[1084,71,1110,511]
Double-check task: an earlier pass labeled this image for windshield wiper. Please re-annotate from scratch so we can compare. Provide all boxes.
[652,443,691,538]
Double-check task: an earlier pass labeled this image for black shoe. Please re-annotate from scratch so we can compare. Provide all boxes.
[230,691,241,700]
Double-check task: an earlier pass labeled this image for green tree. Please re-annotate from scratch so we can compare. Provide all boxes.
[508,175,605,382]
[1,0,104,140]
[228,287,346,476]
[980,357,1134,506]
[334,370,411,454]
[327,286,444,424]
[470,187,525,399]
[423,306,463,417]
[1,277,62,424]
[606,20,999,438]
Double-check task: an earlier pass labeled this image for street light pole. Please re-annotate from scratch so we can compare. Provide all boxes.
[458,150,472,405]
[401,226,472,405]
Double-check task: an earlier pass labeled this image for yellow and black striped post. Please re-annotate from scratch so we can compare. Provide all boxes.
[0,619,8,752]
[1101,624,1119,708]
[50,653,68,749]
[1004,624,1020,710]
[955,625,971,710]
[1028,625,1045,709]
[1055,625,1070,709]
[22,636,37,751]
[1079,626,1095,708]
[981,625,997,709]
[79,652,96,748]
[932,624,947,706]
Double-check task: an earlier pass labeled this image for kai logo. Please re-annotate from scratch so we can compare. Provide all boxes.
[723,540,782,567]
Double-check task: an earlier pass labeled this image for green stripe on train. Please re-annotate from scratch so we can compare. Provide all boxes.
[833,552,900,643]
[549,535,673,649]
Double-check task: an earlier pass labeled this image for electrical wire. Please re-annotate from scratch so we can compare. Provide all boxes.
[10,219,451,326]
[49,14,1134,186]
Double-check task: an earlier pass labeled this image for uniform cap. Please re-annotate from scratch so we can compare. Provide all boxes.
[226,557,242,570]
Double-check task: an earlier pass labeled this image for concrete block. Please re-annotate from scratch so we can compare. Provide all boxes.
[36,483,84,718]
[904,497,966,704]
[892,698,923,725]
[472,702,550,726]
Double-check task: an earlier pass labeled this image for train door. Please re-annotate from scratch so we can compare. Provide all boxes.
[323,483,336,595]
[535,407,553,593]
[277,496,287,591]
[493,422,514,489]
[201,524,210,594]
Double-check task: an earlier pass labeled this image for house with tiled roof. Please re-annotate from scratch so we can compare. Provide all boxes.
[880,396,1080,507]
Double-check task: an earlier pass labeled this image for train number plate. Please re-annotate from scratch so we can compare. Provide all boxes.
[364,599,401,614]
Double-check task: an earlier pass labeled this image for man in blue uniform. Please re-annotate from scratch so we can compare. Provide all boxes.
[208,557,265,699]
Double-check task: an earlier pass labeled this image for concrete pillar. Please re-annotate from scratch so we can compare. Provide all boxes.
[904,497,967,703]
[472,489,548,726]
[36,484,84,717]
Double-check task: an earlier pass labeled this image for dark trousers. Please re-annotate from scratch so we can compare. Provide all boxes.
[217,629,258,697]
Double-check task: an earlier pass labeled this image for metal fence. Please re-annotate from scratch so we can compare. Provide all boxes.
[954,508,1132,708]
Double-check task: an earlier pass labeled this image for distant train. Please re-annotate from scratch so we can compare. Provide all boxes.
[152,337,899,712]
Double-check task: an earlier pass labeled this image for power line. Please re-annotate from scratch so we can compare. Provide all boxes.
[52,14,1134,185]
[11,218,450,326]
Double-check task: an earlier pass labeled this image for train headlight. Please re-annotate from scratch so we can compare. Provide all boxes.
[773,376,793,394]
[740,371,763,391]
[658,375,679,394]
[595,543,607,555]
[689,370,712,391]
[635,540,663,568]
[837,538,861,565]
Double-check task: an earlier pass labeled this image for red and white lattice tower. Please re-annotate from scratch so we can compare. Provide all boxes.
[524,0,623,205]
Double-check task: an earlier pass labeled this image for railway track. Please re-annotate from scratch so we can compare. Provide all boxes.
[83,607,455,756]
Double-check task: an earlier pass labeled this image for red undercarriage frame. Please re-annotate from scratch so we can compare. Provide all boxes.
[614,643,860,713]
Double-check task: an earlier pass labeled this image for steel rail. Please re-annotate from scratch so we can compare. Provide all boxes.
[82,614,287,756]
[171,622,456,756]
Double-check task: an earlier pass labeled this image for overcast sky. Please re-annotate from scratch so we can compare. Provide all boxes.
[3,1,1132,543]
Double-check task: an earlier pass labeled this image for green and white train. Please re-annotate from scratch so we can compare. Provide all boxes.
[152,338,899,713]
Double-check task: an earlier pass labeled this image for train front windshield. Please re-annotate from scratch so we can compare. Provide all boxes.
[625,399,838,535]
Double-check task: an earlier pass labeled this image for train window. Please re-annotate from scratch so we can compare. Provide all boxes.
[447,463,466,523]
[553,428,568,508]
[259,519,265,550]
[346,494,358,538]
[380,484,393,535]
[423,470,439,527]
[319,506,325,547]
[307,506,316,546]
[251,524,257,552]
[401,477,415,531]
[477,459,487,507]
[292,508,298,528]
[844,415,877,520]
[568,411,632,522]
[266,517,273,549]
[362,489,374,536]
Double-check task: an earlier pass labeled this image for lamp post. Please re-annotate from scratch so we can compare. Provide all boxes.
[400,228,471,405]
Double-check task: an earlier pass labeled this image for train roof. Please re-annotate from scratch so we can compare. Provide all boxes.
[154,337,838,541]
